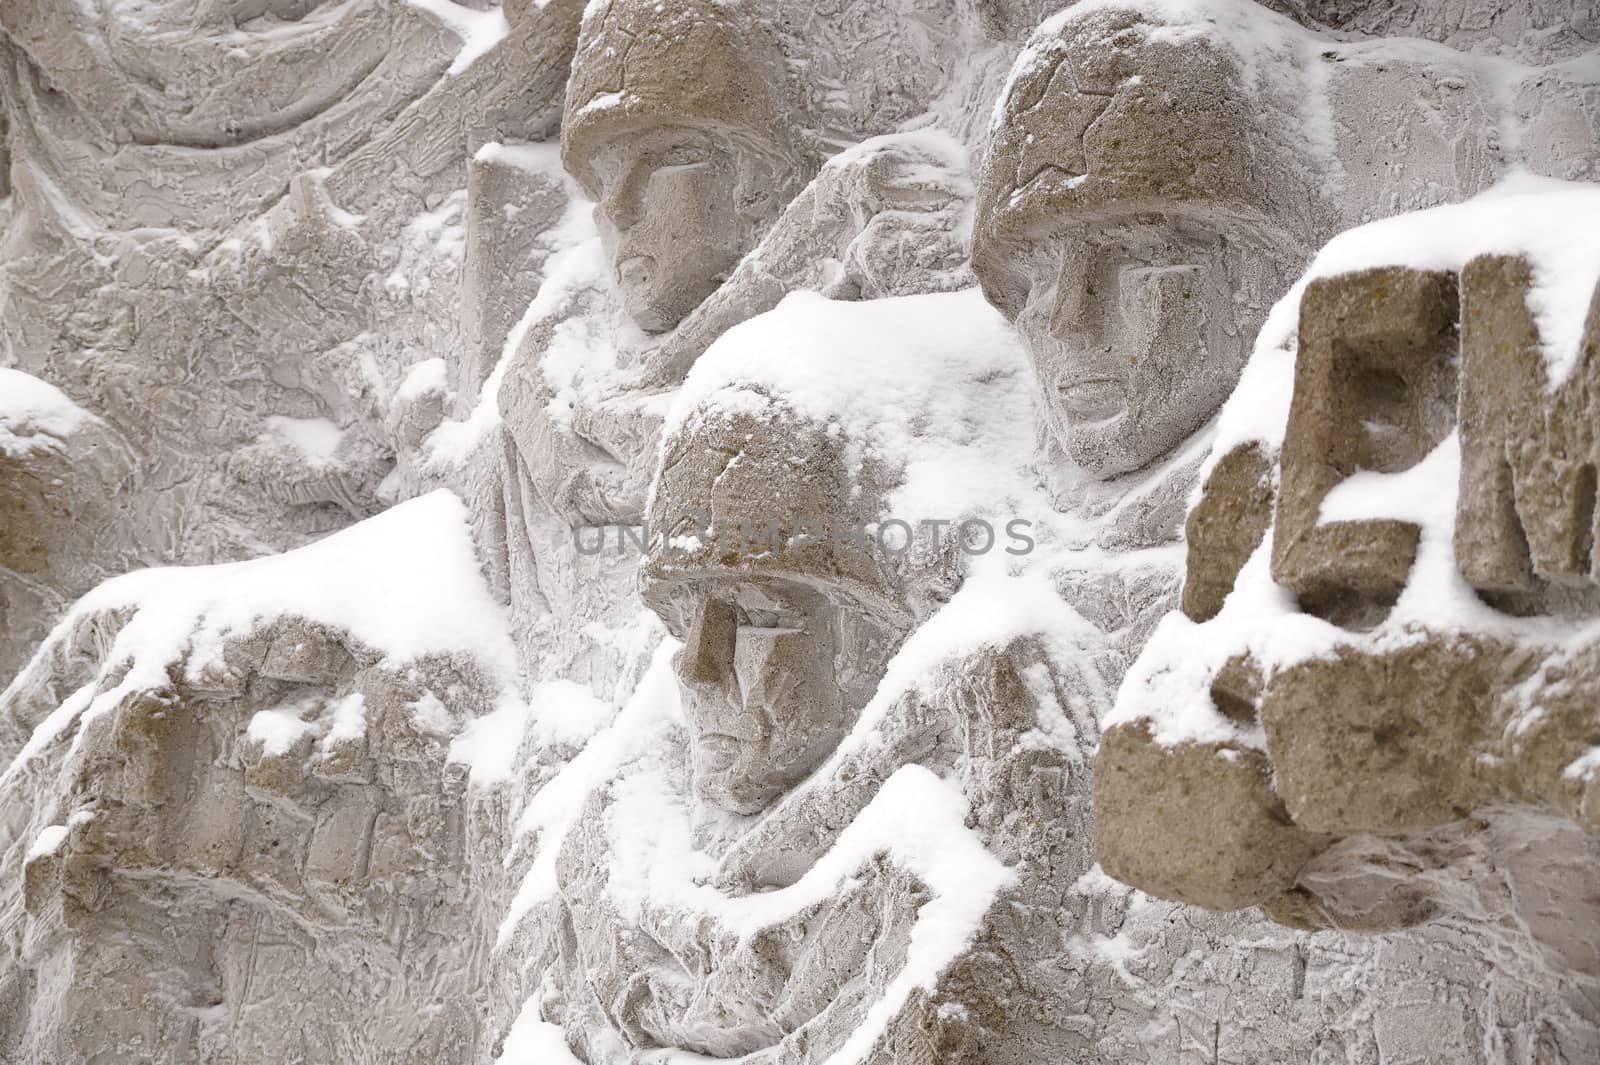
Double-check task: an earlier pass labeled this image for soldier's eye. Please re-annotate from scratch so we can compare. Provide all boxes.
[658,145,709,169]
[737,608,803,633]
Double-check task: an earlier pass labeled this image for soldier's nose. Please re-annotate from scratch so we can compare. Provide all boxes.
[600,168,648,232]
[680,599,737,690]
[1048,249,1102,341]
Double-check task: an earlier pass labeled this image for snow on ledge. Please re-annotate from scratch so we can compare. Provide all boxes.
[2,490,515,782]
[401,0,510,75]
[1119,176,1600,750]
[0,368,94,457]
[1210,174,1600,475]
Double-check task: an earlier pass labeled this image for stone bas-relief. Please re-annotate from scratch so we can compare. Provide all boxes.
[974,0,1598,489]
[489,0,987,673]
[0,0,586,1057]
[640,410,912,813]
[1097,190,1600,1042]
[0,495,517,1064]
[562,0,812,336]
[512,295,1012,1062]
[973,6,1313,480]
[0,0,588,683]
[3,0,1600,1063]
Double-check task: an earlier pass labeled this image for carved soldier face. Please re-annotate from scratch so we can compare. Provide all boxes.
[662,577,894,815]
[589,125,768,334]
[1011,213,1288,480]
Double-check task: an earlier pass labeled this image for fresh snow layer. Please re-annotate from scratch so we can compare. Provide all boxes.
[0,368,94,456]
[395,357,449,403]
[449,679,612,786]
[497,640,680,945]
[248,691,369,760]
[247,702,323,757]
[3,490,515,783]
[1286,174,1600,384]
[494,995,584,1065]
[263,415,344,468]
[668,288,1023,447]
[401,0,510,75]
[1117,176,1600,749]
[668,287,1040,520]
[26,824,69,862]
[1213,174,1600,471]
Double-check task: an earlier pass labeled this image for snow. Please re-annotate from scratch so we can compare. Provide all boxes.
[496,641,678,946]
[449,692,539,785]
[325,691,368,746]
[2,490,516,784]
[423,153,596,468]
[494,995,584,1065]
[668,288,1040,520]
[263,415,344,468]
[396,357,449,403]
[1564,747,1600,782]
[27,824,69,862]
[303,167,366,229]
[533,249,624,432]
[403,190,470,263]
[401,0,510,75]
[474,140,562,175]
[408,691,455,734]
[0,368,94,457]
[248,692,366,759]
[670,288,1019,448]
[248,703,321,756]
[1119,176,1600,749]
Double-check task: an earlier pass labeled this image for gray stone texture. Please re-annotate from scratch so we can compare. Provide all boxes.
[1097,254,1600,998]
[2,0,1598,1063]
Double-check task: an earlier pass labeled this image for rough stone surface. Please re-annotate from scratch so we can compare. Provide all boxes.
[3,0,1599,1063]
[1458,253,1600,598]
[1100,237,1600,1047]
[1273,267,1459,623]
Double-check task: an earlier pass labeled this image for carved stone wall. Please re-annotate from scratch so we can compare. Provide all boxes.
[1,1,1597,1063]
[1099,193,1600,1058]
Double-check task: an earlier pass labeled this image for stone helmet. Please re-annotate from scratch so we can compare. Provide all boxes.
[640,390,960,636]
[971,3,1318,319]
[560,0,811,201]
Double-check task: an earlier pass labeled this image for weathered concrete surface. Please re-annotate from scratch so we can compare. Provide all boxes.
[4,0,1600,1063]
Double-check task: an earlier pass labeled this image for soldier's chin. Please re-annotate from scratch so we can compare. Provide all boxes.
[1054,412,1138,480]
[1070,414,1196,481]
[621,269,725,335]
[620,280,698,336]
[692,768,777,816]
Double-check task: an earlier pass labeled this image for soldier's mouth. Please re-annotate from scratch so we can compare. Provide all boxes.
[1058,378,1126,421]
[695,733,744,770]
